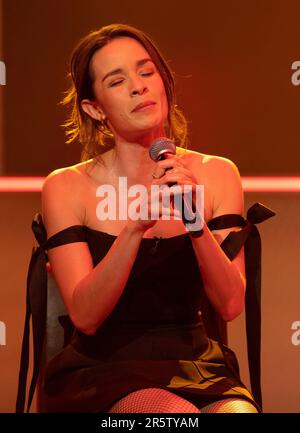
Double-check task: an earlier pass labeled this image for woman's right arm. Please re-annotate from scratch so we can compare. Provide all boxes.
[70,224,144,335]
[42,169,146,335]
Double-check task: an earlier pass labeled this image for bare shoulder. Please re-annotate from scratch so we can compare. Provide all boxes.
[42,162,87,198]
[42,160,93,237]
[177,147,240,178]
[202,154,243,215]
[203,155,241,186]
[177,148,243,215]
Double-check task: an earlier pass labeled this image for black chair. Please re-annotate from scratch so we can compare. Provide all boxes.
[36,269,72,411]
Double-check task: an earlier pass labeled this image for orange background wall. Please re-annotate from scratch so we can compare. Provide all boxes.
[2,0,300,176]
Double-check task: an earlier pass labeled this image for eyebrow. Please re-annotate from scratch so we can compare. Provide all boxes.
[101,58,154,83]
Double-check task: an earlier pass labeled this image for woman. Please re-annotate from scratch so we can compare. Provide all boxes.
[18,24,271,413]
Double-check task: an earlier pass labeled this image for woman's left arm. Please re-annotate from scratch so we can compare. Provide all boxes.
[189,157,246,322]
[152,154,245,322]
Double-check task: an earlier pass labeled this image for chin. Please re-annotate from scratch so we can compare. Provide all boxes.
[117,118,166,141]
[138,116,166,132]
[139,124,165,138]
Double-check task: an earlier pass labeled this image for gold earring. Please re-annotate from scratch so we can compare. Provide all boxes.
[97,115,112,136]
[97,112,105,121]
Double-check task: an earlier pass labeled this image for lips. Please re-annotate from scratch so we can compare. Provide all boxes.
[132,101,156,112]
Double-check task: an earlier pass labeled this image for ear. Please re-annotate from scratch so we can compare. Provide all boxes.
[81,99,105,121]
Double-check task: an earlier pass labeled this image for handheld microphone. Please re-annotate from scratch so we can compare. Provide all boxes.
[149,137,203,234]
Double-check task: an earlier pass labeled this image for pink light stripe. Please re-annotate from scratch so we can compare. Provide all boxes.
[0,177,45,192]
[242,177,300,192]
[0,176,300,193]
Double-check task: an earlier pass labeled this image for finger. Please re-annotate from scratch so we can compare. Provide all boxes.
[160,204,182,220]
[151,166,166,179]
[165,152,187,165]
[156,157,186,170]
[148,185,185,222]
[172,207,183,220]
[151,156,187,179]
[153,172,195,186]
[165,167,194,178]
[148,186,174,214]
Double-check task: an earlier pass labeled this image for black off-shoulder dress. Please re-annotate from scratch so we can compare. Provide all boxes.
[16,202,275,413]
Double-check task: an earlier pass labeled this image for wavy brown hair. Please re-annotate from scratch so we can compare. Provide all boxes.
[60,23,189,161]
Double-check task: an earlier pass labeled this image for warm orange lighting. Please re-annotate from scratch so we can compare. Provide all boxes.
[0,176,300,193]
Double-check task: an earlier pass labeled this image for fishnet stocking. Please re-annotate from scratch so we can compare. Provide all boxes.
[201,398,258,413]
[107,388,201,413]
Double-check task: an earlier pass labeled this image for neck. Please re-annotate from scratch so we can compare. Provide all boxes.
[110,129,166,183]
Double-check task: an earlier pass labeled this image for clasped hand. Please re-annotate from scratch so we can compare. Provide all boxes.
[127,155,201,234]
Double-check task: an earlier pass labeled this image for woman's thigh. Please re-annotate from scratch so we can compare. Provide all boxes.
[107,387,201,413]
[201,398,258,413]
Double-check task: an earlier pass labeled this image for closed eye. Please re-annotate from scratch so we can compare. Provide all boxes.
[109,71,155,87]
[109,79,124,87]
[141,71,154,76]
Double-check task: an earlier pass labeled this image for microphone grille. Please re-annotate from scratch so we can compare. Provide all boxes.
[149,137,176,161]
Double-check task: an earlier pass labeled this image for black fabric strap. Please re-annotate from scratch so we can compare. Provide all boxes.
[15,215,87,413]
[44,225,87,251]
[15,245,42,413]
[207,202,276,410]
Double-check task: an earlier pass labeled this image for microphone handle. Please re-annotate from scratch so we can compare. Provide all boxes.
[166,177,197,225]
[158,153,198,226]
[155,149,203,235]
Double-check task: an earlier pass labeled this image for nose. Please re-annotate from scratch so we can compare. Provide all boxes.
[130,74,148,96]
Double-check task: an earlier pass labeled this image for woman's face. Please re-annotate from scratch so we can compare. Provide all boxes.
[87,37,169,141]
